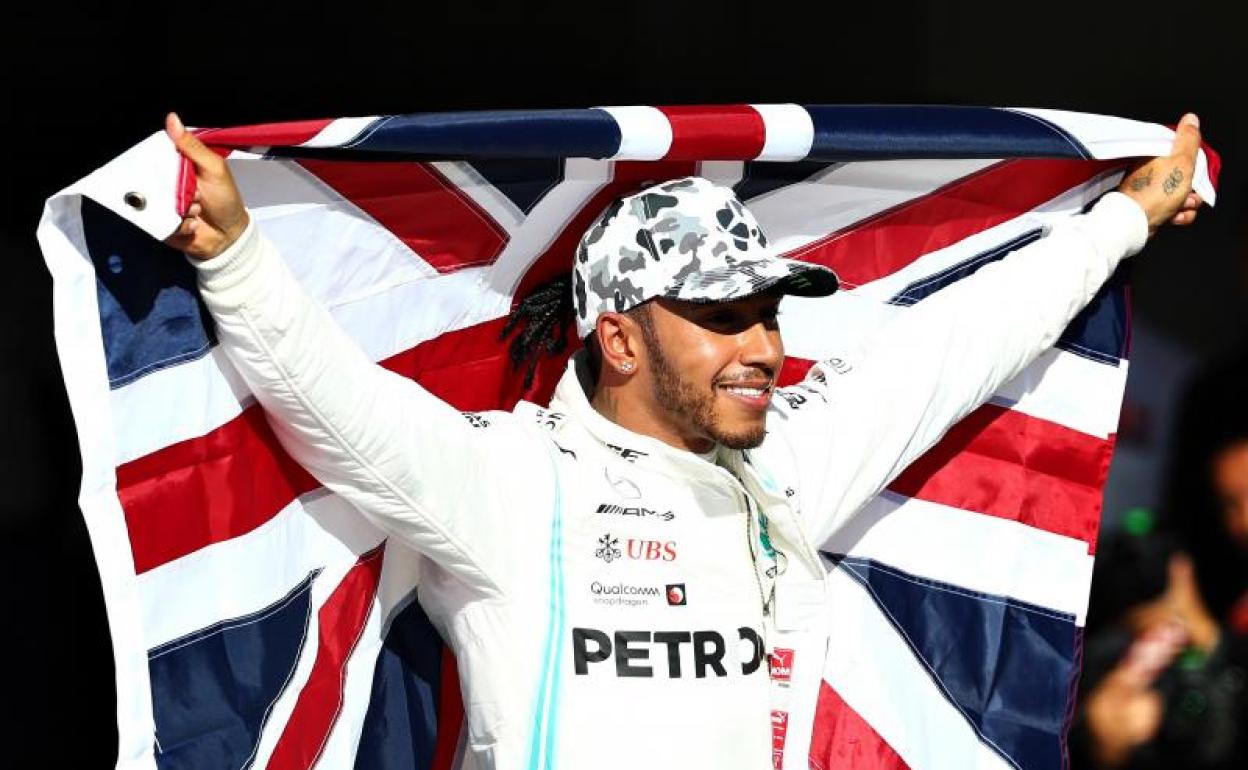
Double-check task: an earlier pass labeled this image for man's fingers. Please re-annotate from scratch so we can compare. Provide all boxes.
[165,112,223,176]
[1171,210,1196,226]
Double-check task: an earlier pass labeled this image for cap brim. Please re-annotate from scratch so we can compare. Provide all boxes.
[663,255,840,305]
[767,259,840,298]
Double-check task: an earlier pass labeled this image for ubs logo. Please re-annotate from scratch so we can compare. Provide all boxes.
[595,534,677,563]
[595,534,622,563]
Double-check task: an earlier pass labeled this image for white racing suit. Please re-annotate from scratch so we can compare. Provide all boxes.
[193,192,1146,770]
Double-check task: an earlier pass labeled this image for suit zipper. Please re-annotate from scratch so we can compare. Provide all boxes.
[741,489,772,619]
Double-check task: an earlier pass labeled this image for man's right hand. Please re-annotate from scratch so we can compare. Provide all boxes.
[1117,113,1204,235]
[163,112,250,261]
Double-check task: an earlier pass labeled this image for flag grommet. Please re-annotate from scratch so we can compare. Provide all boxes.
[124,191,146,211]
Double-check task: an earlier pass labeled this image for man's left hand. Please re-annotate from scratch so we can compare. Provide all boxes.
[1117,113,1204,235]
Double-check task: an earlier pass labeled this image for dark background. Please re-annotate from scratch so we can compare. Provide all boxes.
[3,0,1244,763]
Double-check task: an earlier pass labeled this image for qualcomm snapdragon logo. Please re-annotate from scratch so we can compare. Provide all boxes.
[590,581,660,607]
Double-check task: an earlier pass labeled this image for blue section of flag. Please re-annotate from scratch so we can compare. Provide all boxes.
[1057,266,1129,365]
[832,555,1076,770]
[353,597,445,770]
[147,571,318,770]
[466,158,565,214]
[82,198,216,389]
[345,110,622,159]
[804,106,1090,161]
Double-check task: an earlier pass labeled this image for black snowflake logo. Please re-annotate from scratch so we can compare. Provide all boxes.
[595,534,621,563]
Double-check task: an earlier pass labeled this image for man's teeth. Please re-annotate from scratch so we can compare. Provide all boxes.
[723,385,768,397]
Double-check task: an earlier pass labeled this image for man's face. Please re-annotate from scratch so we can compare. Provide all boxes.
[636,293,785,452]
[1213,440,1248,551]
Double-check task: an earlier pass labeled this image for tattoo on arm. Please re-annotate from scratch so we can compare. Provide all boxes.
[1129,169,1153,192]
[1163,168,1184,195]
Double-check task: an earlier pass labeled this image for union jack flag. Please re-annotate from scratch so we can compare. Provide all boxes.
[37,105,1219,770]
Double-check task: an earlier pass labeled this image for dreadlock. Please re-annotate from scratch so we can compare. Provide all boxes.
[499,275,575,389]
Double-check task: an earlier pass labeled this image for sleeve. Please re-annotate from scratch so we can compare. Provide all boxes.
[768,192,1149,548]
[193,217,552,596]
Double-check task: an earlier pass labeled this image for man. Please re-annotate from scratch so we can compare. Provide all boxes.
[164,111,1203,770]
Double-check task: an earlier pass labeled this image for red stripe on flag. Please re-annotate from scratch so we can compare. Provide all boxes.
[297,159,509,274]
[197,119,336,148]
[1202,140,1222,191]
[659,105,767,160]
[175,155,195,218]
[267,544,386,770]
[777,356,815,388]
[431,648,465,770]
[118,405,319,574]
[808,681,910,770]
[886,403,1112,551]
[785,158,1120,287]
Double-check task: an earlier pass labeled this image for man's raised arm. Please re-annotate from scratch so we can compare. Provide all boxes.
[164,114,548,596]
[774,114,1205,546]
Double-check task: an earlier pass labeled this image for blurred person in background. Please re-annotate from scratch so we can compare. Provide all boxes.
[1073,405,1248,766]
[1072,516,1246,769]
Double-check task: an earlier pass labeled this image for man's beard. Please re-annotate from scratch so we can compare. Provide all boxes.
[642,325,768,450]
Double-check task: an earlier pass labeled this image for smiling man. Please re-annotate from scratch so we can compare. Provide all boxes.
[575,177,837,453]
[166,113,1203,770]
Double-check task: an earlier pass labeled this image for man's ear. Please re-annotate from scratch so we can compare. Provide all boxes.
[596,312,642,377]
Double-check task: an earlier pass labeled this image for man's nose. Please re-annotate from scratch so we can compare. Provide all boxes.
[738,323,784,372]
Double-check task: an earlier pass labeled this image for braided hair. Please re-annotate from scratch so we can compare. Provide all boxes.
[499,275,575,389]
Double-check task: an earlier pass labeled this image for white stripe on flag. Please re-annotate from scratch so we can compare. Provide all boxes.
[752,103,815,161]
[300,117,381,148]
[137,493,384,648]
[111,348,249,465]
[597,106,673,160]
[824,491,1096,624]
[991,349,1127,441]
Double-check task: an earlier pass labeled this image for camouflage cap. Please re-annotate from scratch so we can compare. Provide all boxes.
[571,176,839,339]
